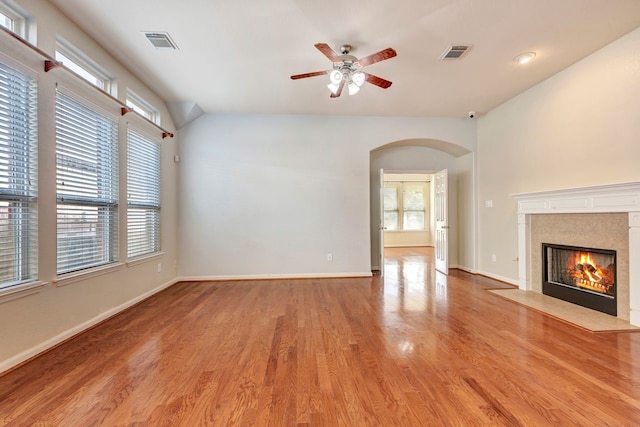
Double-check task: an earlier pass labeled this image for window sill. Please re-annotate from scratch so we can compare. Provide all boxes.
[54,262,124,287]
[126,252,164,267]
[0,281,48,304]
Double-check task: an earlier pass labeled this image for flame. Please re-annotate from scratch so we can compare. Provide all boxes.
[578,253,602,281]
[568,251,613,294]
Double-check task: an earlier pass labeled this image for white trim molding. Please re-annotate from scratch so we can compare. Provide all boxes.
[126,252,165,267]
[54,262,124,287]
[512,181,640,215]
[0,281,47,304]
[471,269,519,287]
[383,244,434,248]
[511,181,640,326]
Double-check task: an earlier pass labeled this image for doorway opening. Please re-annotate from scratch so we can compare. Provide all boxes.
[369,139,476,278]
[382,173,433,249]
[377,169,448,277]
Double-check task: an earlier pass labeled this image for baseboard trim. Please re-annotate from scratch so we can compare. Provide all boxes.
[449,265,519,287]
[450,265,478,274]
[0,277,180,376]
[177,272,373,282]
[383,244,434,248]
[472,269,520,287]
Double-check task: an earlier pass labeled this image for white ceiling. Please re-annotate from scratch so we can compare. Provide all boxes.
[48,0,640,119]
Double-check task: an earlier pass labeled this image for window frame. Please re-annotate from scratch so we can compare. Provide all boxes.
[0,1,33,41]
[383,184,400,231]
[401,182,427,231]
[55,38,115,95]
[383,181,428,232]
[126,90,160,125]
[126,128,161,259]
[0,54,38,290]
[55,88,119,276]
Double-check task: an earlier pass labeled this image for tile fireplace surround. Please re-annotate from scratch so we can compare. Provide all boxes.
[512,182,640,326]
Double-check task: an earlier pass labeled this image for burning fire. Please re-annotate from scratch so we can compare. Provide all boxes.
[569,252,614,294]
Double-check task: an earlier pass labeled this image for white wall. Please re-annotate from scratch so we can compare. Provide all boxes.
[178,115,476,278]
[0,0,179,372]
[456,152,476,271]
[477,27,640,283]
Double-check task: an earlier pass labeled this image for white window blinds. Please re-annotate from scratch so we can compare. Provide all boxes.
[56,92,118,274]
[0,60,37,288]
[383,186,399,231]
[127,129,160,258]
[403,184,426,231]
[383,182,427,231]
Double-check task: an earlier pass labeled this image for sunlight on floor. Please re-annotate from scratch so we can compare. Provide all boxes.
[381,247,443,314]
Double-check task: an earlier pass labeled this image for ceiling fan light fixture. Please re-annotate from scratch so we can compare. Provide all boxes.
[348,82,360,96]
[327,82,340,94]
[329,69,343,84]
[351,71,365,87]
[292,43,396,98]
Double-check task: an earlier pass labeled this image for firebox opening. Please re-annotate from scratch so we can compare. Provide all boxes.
[542,243,617,316]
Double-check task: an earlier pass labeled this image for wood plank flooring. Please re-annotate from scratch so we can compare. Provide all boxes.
[3,247,640,425]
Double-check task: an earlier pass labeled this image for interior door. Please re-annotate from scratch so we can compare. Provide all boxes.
[434,169,449,274]
[379,168,385,276]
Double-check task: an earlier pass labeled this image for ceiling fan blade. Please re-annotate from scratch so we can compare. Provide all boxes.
[330,80,345,98]
[291,70,329,80]
[356,48,397,68]
[363,73,393,89]
[315,43,342,63]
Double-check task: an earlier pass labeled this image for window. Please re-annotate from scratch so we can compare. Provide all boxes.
[402,184,426,230]
[383,186,399,231]
[383,182,427,231]
[0,59,37,288]
[55,39,115,94]
[55,92,118,274]
[127,129,160,258]
[0,1,31,39]
[126,91,160,124]
[0,11,12,30]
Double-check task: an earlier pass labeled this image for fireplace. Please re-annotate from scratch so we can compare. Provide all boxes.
[542,243,617,316]
[513,182,640,324]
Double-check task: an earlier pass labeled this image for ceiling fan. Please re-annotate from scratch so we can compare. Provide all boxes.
[291,43,397,98]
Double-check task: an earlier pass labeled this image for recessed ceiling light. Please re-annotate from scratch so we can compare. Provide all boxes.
[514,52,536,64]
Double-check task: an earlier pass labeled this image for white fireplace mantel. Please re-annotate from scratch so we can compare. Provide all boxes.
[511,181,640,326]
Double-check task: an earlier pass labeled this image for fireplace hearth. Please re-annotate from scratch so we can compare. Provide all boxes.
[542,243,617,316]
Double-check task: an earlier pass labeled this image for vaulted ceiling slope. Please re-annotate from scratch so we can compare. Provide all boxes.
[48,0,640,118]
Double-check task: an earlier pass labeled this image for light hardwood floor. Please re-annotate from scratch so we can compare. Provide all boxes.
[2,247,640,425]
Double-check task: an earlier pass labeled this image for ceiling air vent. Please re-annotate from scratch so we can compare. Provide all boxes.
[440,45,471,60]
[143,32,179,50]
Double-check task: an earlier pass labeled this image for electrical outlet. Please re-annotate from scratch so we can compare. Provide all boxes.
[327,253,333,262]
[157,263,162,273]
[485,200,493,208]
[491,254,497,262]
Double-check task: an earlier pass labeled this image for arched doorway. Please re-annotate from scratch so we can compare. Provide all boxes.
[369,138,475,274]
